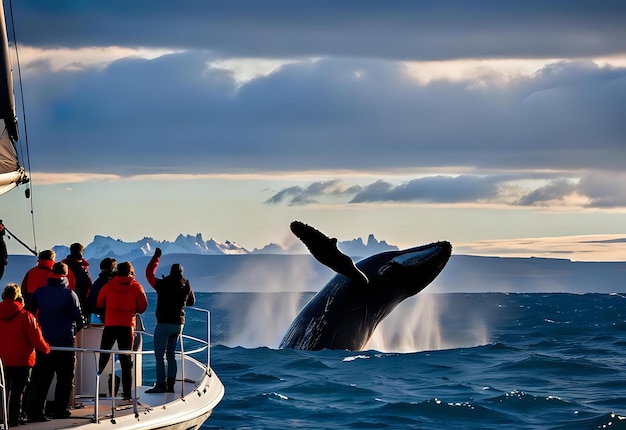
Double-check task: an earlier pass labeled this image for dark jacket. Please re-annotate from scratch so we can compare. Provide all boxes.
[62,255,93,314]
[87,270,115,322]
[146,255,195,325]
[25,277,85,347]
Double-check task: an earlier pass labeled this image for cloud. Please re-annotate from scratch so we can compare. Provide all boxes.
[266,172,626,209]
[14,46,178,73]
[267,175,520,206]
[31,172,122,185]
[456,234,626,261]
[19,54,626,177]
[350,176,506,203]
[515,179,579,206]
[9,0,625,213]
[13,1,626,60]
[265,179,361,206]
[579,172,626,208]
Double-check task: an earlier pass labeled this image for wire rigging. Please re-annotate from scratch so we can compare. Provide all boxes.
[1,220,36,256]
[7,0,38,254]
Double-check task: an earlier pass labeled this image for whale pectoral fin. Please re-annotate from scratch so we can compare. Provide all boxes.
[290,221,369,284]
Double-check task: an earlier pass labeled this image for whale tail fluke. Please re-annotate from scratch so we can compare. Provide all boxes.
[290,221,369,284]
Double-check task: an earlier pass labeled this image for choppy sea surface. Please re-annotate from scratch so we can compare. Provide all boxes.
[147,292,626,429]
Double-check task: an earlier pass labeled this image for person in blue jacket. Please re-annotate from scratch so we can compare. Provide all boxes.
[24,262,85,421]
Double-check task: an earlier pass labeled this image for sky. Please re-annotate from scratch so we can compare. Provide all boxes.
[2,0,626,261]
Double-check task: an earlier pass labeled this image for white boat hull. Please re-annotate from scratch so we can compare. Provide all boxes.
[2,317,224,430]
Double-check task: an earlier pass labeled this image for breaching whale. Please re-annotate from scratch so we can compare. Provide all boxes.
[279,221,452,351]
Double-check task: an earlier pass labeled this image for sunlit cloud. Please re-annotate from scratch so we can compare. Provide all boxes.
[13,45,179,72]
[265,180,363,205]
[403,56,626,85]
[5,1,625,262]
[31,172,122,185]
[266,173,626,210]
[456,234,626,262]
[29,170,409,185]
[402,58,559,85]
[207,57,315,85]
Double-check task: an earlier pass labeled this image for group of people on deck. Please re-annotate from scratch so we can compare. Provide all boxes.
[0,244,194,426]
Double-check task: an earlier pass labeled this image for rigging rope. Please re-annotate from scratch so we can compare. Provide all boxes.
[0,220,36,256]
[7,0,38,254]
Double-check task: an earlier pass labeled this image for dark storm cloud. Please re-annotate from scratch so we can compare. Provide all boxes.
[11,0,626,60]
[21,53,626,176]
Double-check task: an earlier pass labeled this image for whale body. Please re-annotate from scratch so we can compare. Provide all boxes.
[279,222,452,351]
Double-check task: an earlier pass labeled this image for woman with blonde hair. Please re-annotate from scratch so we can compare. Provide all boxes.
[0,283,50,425]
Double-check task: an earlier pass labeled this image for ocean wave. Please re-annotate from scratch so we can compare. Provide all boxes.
[200,292,626,429]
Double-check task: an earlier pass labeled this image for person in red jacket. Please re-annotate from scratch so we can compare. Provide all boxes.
[21,249,56,303]
[0,283,50,426]
[96,261,148,400]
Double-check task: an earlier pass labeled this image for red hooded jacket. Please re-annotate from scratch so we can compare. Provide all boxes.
[21,259,54,300]
[0,298,50,367]
[96,275,148,328]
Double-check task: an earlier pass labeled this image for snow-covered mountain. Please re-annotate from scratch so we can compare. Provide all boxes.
[53,233,398,261]
[54,233,249,262]
[335,234,398,257]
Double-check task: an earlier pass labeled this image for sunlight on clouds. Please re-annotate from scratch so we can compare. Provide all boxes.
[15,44,626,85]
[456,234,626,262]
[30,170,381,186]
[401,56,626,85]
[401,58,559,85]
[32,172,121,185]
[592,54,626,68]
[31,170,605,212]
[14,45,180,72]
[207,57,316,85]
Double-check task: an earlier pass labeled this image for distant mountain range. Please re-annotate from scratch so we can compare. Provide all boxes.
[1,233,621,294]
[51,233,399,262]
[4,252,626,294]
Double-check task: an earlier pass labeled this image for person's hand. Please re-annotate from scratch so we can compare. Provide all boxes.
[154,247,162,258]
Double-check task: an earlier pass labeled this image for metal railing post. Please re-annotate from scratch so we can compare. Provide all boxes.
[110,352,116,421]
[132,350,138,417]
[207,311,211,374]
[0,359,8,430]
[178,331,185,397]
[93,352,100,423]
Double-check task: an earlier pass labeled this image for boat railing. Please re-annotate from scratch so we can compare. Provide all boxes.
[44,307,212,424]
[0,358,8,430]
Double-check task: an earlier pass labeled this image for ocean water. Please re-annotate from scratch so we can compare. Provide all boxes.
[151,292,626,429]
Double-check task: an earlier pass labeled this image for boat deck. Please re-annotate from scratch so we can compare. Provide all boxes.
[23,384,205,430]
[15,366,224,430]
[2,308,225,430]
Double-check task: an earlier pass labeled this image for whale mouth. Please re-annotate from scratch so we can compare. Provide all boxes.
[377,241,452,278]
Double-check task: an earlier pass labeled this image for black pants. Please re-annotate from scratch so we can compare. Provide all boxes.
[98,326,134,399]
[4,366,30,424]
[25,350,75,418]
